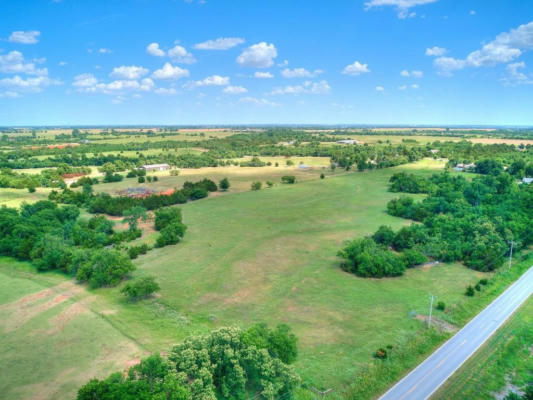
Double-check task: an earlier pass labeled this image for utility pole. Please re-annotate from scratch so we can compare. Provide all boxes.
[508,240,514,270]
[428,293,434,329]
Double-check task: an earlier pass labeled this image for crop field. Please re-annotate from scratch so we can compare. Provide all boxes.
[0,158,496,399]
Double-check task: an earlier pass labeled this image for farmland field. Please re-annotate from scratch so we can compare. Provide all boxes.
[0,158,496,399]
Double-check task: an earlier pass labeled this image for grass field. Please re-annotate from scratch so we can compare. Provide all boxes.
[0,158,508,400]
[433,298,532,400]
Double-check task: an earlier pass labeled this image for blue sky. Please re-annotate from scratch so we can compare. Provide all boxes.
[1,0,532,126]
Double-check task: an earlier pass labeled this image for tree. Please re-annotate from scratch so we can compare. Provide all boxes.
[281,175,296,184]
[465,285,475,296]
[121,276,160,300]
[242,323,298,364]
[138,176,145,183]
[156,222,186,247]
[76,249,135,288]
[219,177,230,191]
[154,208,182,231]
[372,225,394,246]
[251,181,262,191]
[266,180,274,188]
[123,206,147,231]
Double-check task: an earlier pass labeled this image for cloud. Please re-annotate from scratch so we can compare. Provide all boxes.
[110,66,149,80]
[223,85,247,94]
[155,87,178,95]
[98,48,112,54]
[269,80,331,95]
[72,73,154,95]
[434,21,533,75]
[503,62,533,85]
[58,61,67,66]
[0,75,61,93]
[8,30,40,44]
[147,43,165,57]
[0,51,48,76]
[426,46,447,56]
[254,71,274,79]
[376,85,385,91]
[239,96,279,106]
[0,91,21,98]
[411,84,420,89]
[168,45,196,64]
[398,85,407,90]
[364,0,438,19]
[194,37,245,50]
[470,10,476,15]
[400,69,423,78]
[342,61,370,76]
[236,42,277,68]
[151,63,189,80]
[189,75,230,87]
[72,73,98,87]
[281,68,323,78]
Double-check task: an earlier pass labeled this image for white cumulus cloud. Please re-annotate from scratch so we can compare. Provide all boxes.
[400,69,423,78]
[191,75,230,87]
[110,66,149,80]
[269,80,331,95]
[281,68,323,78]
[0,51,48,76]
[364,0,438,19]
[223,85,247,94]
[237,42,277,68]
[254,71,274,79]
[342,61,370,76]
[434,21,533,76]
[194,37,245,50]
[168,45,196,64]
[147,43,166,57]
[426,46,447,56]
[239,96,279,106]
[376,85,385,91]
[8,30,41,44]
[151,63,190,80]
[155,87,179,95]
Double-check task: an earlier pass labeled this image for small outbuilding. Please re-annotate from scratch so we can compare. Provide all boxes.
[337,139,359,145]
[522,177,533,185]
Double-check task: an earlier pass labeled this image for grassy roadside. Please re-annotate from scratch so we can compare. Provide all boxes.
[432,298,532,399]
[341,253,532,400]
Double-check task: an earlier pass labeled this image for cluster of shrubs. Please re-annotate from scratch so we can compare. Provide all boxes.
[121,276,160,300]
[154,208,187,247]
[78,324,300,400]
[127,243,149,259]
[102,171,124,183]
[465,278,489,297]
[0,201,135,288]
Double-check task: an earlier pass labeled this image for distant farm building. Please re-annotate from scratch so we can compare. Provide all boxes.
[118,187,154,198]
[337,139,359,145]
[430,149,439,154]
[139,163,170,172]
[522,177,533,185]
[298,164,311,169]
[453,163,475,172]
[46,143,81,149]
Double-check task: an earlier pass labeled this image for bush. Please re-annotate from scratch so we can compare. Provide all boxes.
[28,186,36,193]
[76,249,135,288]
[286,160,294,166]
[465,285,475,296]
[138,176,145,183]
[281,175,296,184]
[154,207,182,231]
[251,181,262,191]
[338,238,406,278]
[120,276,160,300]
[128,243,149,259]
[401,248,428,268]
[372,225,395,246]
[479,278,488,285]
[219,177,230,191]
[475,283,481,291]
[266,180,274,188]
[436,301,446,311]
[374,348,388,359]
[320,173,325,179]
[242,323,298,364]
[153,176,158,182]
[155,222,186,247]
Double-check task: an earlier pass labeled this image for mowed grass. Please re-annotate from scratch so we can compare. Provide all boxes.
[122,159,485,388]
[0,260,143,400]
[433,298,533,400]
[0,158,489,397]
[0,187,52,208]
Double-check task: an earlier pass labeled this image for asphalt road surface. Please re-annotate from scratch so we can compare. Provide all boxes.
[379,266,533,400]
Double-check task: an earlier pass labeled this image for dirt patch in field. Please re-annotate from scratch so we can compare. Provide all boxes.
[47,303,89,335]
[415,314,457,333]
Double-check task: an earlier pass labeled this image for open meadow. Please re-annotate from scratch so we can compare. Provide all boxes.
[0,158,498,399]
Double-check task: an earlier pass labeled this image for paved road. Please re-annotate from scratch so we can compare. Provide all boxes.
[379,266,533,400]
